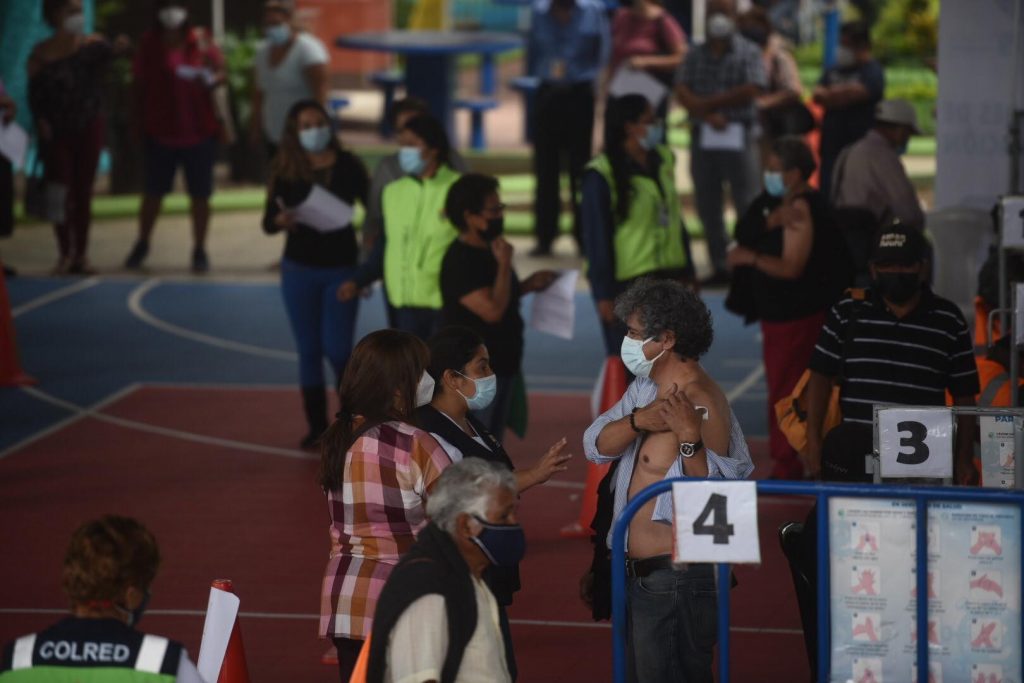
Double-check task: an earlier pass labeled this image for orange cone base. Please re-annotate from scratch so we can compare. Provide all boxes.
[218,621,251,683]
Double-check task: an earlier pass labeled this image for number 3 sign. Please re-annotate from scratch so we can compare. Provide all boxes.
[672,481,761,564]
[878,408,954,479]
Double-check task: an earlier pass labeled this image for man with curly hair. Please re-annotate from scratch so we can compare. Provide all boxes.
[583,277,754,683]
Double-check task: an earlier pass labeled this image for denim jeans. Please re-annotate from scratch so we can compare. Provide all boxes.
[392,306,440,341]
[627,563,717,683]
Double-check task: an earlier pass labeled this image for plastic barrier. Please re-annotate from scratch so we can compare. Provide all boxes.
[610,479,1024,683]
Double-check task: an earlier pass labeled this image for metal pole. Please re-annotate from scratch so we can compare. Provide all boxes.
[822,2,840,70]
[692,0,706,44]
[211,0,225,42]
[816,494,830,683]
[1010,0,1023,195]
[1013,284,1020,408]
[914,497,929,683]
[717,563,731,683]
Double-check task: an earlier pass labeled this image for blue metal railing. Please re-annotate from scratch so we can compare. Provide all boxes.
[610,479,1024,683]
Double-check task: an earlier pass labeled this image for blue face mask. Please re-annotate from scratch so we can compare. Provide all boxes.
[265,23,291,46]
[299,126,332,153]
[398,146,426,175]
[620,336,665,378]
[763,170,786,197]
[640,122,663,151]
[457,372,497,411]
[470,515,526,567]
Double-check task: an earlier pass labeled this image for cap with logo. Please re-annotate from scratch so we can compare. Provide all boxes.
[870,222,926,264]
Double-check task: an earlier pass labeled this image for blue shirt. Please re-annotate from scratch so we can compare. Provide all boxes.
[529,0,610,85]
[583,376,754,550]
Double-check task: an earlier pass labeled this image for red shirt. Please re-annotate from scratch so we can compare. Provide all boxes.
[134,27,223,146]
[610,8,686,76]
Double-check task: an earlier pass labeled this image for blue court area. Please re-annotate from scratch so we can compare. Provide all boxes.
[2,276,768,453]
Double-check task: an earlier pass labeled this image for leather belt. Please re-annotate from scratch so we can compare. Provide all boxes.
[625,554,681,578]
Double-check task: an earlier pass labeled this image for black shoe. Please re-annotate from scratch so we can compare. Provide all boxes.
[125,240,149,270]
[191,247,210,274]
[700,270,731,288]
[300,385,328,450]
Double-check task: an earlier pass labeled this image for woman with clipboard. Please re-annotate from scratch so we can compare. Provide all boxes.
[262,99,369,449]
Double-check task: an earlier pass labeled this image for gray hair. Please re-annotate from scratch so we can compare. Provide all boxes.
[426,458,516,534]
[613,277,714,360]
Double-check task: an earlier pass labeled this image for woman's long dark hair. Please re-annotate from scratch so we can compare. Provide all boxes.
[426,326,485,397]
[318,330,430,491]
[403,113,452,168]
[604,94,650,222]
[271,99,343,183]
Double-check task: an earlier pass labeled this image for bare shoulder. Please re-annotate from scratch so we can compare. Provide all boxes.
[683,376,731,422]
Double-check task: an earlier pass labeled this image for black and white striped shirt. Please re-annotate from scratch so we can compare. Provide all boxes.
[809,289,980,424]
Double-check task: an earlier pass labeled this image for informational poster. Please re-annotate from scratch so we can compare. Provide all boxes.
[830,498,1021,683]
[980,416,1018,489]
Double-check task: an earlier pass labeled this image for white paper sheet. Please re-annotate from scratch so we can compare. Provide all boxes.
[196,586,240,683]
[529,269,579,340]
[672,480,761,564]
[607,66,668,107]
[175,64,217,86]
[287,185,354,233]
[699,122,744,151]
[0,121,28,167]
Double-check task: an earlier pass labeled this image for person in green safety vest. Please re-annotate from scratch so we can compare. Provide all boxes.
[339,114,461,340]
[0,515,202,682]
[580,93,692,356]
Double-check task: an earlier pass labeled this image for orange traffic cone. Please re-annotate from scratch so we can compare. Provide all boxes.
[210,580,251,683]
[0,261,35,386]
[560,357,628,538]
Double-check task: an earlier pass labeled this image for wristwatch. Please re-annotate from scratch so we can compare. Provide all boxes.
[678,439,704,458]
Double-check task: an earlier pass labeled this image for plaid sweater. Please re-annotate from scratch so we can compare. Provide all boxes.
[319,421,452,639]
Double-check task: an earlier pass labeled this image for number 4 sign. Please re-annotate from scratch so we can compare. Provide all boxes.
[878,408,954,479]
[672,481,761,564]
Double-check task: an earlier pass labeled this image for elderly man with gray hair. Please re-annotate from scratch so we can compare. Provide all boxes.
[365,458,519,683]
[583,277,754,683]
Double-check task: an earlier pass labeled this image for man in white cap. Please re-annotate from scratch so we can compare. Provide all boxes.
[831,98,926,232]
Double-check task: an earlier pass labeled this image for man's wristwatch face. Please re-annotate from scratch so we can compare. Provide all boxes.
[678,440,703,458]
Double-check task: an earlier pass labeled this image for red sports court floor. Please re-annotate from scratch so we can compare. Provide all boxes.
[0,385,811,682]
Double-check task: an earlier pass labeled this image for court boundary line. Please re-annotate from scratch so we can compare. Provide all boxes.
[11,277,101,318]
[15,385,315,461]
[0,607,801,635]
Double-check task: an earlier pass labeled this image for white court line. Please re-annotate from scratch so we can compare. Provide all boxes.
[0,384,141,460]
[11,277,100,318]
[0,608,801,634]
[18,386,314,461]
[725,363,765,403]
[127,279,299,362]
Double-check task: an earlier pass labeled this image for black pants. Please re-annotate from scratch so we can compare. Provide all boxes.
[0,156,13,238]
[532,82,595,250]
[332,636,364,683]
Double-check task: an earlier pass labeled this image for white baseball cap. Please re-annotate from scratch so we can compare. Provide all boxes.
[875,99,922,135]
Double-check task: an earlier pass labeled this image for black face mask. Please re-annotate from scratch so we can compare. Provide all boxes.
[481,217,504,242]
[872,271,921,305]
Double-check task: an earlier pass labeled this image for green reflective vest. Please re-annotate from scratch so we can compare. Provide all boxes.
[587,146,688,282]
[1,630,180,683]
[381,165,461,309]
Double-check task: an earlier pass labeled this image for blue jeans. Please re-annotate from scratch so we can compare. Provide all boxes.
[280,259,359,388]
[627,564,717,683]
[392,306,440,341]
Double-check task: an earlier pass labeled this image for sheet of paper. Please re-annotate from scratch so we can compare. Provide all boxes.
[175,64,217,86]
[672,480,761,564]
[0,121,29,167]
[607,66,668,107]
[196,587,240,682]
[529,269,578,340]
[288,184,354,233]
[699,122,744,151]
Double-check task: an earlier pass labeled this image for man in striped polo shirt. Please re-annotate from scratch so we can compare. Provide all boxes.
[804,223,980,484]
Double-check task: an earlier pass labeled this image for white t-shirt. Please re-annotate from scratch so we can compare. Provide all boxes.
[384,577,511,683]
[254,32,329,142]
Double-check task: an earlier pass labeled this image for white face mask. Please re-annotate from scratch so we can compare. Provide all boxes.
[159,6,188,29]
[620,336,666,378]
[835,45,856,69]
[707,13,735,40]
[62,12,86,35]
[415,371,435,407]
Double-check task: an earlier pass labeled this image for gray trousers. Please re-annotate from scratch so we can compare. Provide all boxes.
[689,128,761,273]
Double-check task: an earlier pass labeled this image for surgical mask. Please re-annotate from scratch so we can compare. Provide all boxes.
[640,122,663,151]
[457,372,497,411]
[481,217,504,242]
[299,126,332,153]
[159,6,188,30]
[872,271,921,305]
[763,170,786,197]
[62,12,86,35]
[835,45,856,69]
[416,371,435,407]
[398,146,426,175]
[470,515,526,567]
[620,336,666,378]
[265,23,291,46]
[707,13,735,40]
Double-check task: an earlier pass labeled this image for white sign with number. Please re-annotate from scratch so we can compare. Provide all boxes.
[878,408,954,479]
[1000,196,1024,248]
[672,481,760,564]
